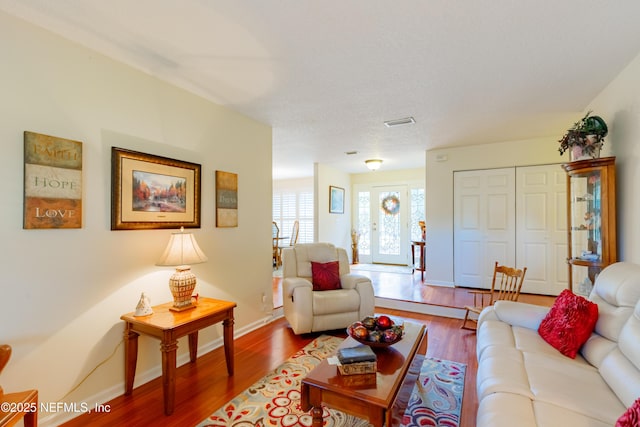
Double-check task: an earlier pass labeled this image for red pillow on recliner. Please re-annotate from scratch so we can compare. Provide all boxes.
[538,289,598,358]
[311,261,341,291]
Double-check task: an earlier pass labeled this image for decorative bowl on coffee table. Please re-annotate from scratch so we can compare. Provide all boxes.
[347,315,404,347]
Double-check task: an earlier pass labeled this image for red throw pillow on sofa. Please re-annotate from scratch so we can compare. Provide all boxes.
[616,398,640,427]
[311,261,342,291]
[538,289,599,358]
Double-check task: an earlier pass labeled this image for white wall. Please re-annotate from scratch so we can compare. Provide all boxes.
[273,177,314,192]
[315,163,352,250]
[0,11,272,425]
[425,137,565,286]
[351,167,425,186]
[586,52,640,263]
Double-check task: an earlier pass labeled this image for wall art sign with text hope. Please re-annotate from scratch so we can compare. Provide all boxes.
[23,131,82,229]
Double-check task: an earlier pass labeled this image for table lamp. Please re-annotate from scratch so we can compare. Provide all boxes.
[157,227,208,312]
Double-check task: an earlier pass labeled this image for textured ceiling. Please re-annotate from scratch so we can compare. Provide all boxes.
[2,0,640,178]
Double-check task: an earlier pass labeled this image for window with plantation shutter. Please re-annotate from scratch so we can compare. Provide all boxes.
[273,181,314,244]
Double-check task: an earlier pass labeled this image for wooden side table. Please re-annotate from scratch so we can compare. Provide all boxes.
[411,240,426,280]
[121,297,236,415]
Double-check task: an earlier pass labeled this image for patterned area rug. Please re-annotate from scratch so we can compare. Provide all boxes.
[197,335,465,427]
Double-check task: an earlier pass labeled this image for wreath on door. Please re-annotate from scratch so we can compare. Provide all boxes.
[381,195,400,215]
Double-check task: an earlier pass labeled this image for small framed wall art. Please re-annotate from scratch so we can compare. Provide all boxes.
[215,170,238,227]
[23,131,83,229]
[111,147,201,230]
[329,185,344,214]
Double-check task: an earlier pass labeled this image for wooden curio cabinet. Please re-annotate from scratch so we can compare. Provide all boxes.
[562,157,617,296]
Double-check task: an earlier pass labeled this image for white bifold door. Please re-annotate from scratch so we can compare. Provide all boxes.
[454,164,567,296]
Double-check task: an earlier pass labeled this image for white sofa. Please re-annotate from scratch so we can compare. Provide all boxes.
[282,243,375,335]
[476,262,640,427]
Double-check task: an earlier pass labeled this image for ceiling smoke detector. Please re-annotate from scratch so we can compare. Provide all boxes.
[384,117,415,128]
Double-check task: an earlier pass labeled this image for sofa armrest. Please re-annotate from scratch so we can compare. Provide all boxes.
[340,273,371,290]
[283,277,313,299]
[478,301,550,331]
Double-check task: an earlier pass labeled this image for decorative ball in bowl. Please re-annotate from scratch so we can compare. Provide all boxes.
[347,315,404,347]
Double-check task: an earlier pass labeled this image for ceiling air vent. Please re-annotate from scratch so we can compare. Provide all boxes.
[384,117,415,128]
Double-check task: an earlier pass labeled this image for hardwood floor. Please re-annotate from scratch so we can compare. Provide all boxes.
[63,267,555,427]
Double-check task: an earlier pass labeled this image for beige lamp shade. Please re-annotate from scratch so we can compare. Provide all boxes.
[157,227,208,311]
[157,227,208,267]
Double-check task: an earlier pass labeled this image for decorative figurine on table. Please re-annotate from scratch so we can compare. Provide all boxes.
[134,292,153,317]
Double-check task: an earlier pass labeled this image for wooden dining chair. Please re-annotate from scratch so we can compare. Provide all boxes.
[461,262,527,330]
[289,220,299,247]
[1,344,38,427]
[278,221,299,264]
[272,221,280,268]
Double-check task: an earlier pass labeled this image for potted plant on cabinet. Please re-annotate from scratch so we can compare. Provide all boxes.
[558,111,608,160]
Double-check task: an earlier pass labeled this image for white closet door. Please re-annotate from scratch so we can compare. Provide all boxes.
[454,168,516,289]
[516,164,568,295]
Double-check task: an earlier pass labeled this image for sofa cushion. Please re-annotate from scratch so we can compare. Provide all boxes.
[476,346,533,400]
[476,392,537,427]
[616,398,640,427]
[534,401,613,427]
[311,261,341,291]
[514,326,590,364]
[312,288,360,315]
[538,289,599,358]
[524,352,624,424]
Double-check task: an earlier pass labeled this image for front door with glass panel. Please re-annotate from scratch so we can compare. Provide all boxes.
[371,186,408,264]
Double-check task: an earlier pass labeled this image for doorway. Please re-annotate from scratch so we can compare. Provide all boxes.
[353,184,424,265]
[371,186,408,264]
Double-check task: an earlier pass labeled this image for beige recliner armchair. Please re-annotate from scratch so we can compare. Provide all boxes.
[282,243,375,334]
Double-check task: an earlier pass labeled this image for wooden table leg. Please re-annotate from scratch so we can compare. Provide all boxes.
[123,324,139,395]
[411,243,416,273]
[223,316,234,375]
[311,406,323,427]
[24,390,38,427]
[160,338,178,415]
[368,408,383,427]
[301,383,323,427]
[188,332,198,363]
[420,244,425,280]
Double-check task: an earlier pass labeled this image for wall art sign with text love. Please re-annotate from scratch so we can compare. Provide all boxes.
[23,131,83,229]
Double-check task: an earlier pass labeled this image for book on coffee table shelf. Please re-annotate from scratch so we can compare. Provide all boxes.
[336,345,377,375]
[337,345,376,364]
[337,360,377,376]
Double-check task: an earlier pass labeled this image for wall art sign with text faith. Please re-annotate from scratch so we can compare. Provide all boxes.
[215,170,238,227]
[23,131,82,229]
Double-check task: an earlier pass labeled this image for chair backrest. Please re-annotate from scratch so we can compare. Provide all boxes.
[289,220,299,246]
[282,243,350,279]
[490,261,527,305]
[272,221,279,246]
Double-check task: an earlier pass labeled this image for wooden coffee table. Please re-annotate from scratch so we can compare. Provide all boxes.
[301,321,427,427]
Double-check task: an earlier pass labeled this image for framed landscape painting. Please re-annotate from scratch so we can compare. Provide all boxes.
[111,147,201,230]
